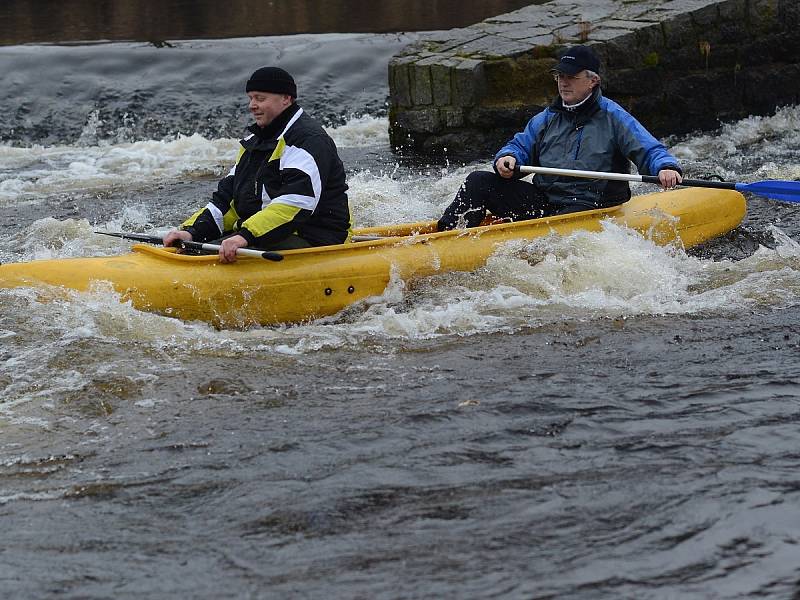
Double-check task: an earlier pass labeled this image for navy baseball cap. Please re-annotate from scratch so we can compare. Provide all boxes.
[551,45,601,75]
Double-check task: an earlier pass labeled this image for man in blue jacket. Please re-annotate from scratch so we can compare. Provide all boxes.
[438,45,683,230]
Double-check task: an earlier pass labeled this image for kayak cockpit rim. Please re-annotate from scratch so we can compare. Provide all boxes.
[130,204,625,262]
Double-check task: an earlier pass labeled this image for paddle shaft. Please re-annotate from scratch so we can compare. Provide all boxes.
[516,165,736,190]
[94,231,284,261]
[511,163,800,203]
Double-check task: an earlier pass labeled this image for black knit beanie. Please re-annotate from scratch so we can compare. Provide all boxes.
[245,67,297,98]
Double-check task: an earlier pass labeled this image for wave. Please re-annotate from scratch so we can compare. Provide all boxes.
[2,220,798,354]
[0,115,394,206]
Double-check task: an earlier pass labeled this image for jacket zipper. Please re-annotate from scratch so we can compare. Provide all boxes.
[573,126,584,161]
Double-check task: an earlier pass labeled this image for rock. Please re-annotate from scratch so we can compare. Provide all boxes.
[388,0,800,157]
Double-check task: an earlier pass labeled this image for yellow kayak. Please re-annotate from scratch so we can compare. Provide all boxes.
[0,187,745,327]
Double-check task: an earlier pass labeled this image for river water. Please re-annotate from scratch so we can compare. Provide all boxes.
[1,31,800,600]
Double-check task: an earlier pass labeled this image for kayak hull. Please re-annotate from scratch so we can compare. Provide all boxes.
[0,188,746,327]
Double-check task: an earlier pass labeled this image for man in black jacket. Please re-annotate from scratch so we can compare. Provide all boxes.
[164,67,352,262]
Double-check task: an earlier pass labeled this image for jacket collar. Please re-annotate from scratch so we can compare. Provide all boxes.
[551,87,602,123]
[247,102,302,140]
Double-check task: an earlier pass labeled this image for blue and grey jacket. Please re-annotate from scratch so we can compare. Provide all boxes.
[495,88,681,209]
[182,103,351,248]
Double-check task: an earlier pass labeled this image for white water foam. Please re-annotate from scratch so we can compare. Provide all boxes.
[95,221,793,354]
[348,163,475,227]
[0,134,238,204]
[3,214,800,358]
[0,491,66,505]
[326,115,390,148]
[670,105,800,177]
[0,205,161,263]
[256,222,800,352]
[0,287,92,415]
[0,115,391,206]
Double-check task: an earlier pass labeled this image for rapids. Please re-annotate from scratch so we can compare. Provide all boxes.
[1,32,799,600]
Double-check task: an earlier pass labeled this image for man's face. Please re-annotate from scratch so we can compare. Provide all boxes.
[556,70,599,105]
[248,91,292,127]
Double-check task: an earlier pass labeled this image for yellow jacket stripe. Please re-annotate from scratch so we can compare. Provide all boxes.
[242,202,301,238]
[182,201,239,235]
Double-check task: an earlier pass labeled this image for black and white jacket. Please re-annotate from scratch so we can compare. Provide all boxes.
[182,103,351,247]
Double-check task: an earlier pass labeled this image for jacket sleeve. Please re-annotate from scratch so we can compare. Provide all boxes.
[494,109,551,174]
[605,101,682,176]
[181,148,245,242]
[238,133,333,246]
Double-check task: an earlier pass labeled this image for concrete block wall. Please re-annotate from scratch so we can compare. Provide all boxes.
[388,0,800,157]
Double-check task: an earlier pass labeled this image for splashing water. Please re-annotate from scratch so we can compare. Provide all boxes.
[2,103,800,350]
[670,105,800,178]
[0,134,239,205]
[4,216,797,360]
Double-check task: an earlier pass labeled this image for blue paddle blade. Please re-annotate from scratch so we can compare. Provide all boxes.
[736,180,800,202]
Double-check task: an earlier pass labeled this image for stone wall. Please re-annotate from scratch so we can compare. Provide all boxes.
[388,0,800,157]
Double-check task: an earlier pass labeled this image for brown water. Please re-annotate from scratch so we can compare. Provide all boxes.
[0,0,541,45]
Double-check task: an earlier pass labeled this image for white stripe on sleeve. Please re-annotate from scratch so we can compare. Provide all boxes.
[205,202,224,234]
[270,194,318,211]
[279,144,322,209]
